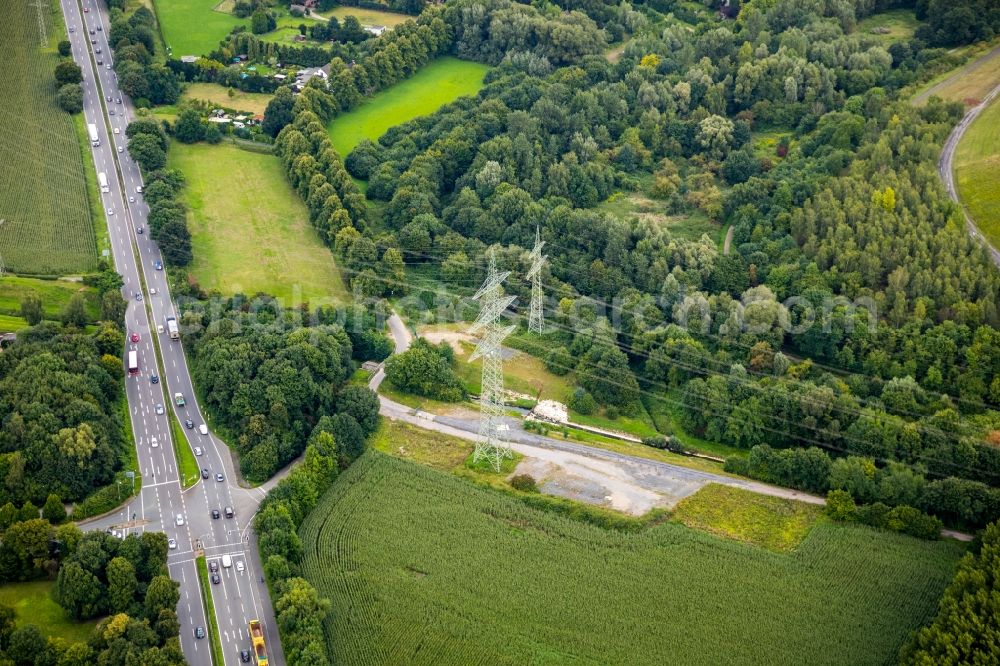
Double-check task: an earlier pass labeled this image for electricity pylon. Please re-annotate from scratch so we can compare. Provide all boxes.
[469,249,516,472]
[526,227,546,333]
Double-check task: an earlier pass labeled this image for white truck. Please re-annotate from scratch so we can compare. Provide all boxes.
[166,316,179,340]
[98,172,109,193]
[88,123,99,146]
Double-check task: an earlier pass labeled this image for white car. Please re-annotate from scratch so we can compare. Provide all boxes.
[150,436,158,448]
[113,127,120,134]
[175,514,184,526]
[221,554,232,568]
[236,560,245,573]
[155,403,164,415]
[107,207,114,215]
[150,288,157,295]
[128,196,135,203]
[199,424,208,435]
[117,145,123,153]
[194,446,203,456]
[136,185,143,193]
[167,538,177,550]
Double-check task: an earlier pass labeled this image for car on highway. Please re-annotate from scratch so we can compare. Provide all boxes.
[211,509,220,519]
[130,332,139,343]
[225,506,234,518]
[185,419,194,429]
[201,469,209,480]
[96,24,101,31]
[136,225,143,233]
[208,560,218,572]
[116,97,122,103]
[174,392,185,406]
[134,292,142,301]
[241,650,251,663]
[211,573,220,585]
[175,514,184,526]
[105,63,111,69]
[108,108,114,115]
[167,538,177,549]
[150,374,158,384]
[136,185,143,193]
[69,26,74,32]
[155,403,164,415]
[193,446,203,456]
[113,127,120,134]
[83,6,88,11]
[117,145,123,153]
[199,424,208,435]
[89,29,95,34]
[150,437,158,448]
[95,46,100,53]
[221,554,232,568]
[90,38,95,43]
[128,195,135,203]
[150,288,157,295]
[215,473,224,482]
[236,560,245,573]
[194,627,205,640]
[96,58,102,65]
[105,94,110,101]
[107,207,114,215]
[154,260,163,270]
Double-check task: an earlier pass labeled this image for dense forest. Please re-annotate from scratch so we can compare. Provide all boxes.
[179,296,384,480]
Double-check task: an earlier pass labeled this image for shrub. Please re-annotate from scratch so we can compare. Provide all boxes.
[567,387,597,415]
[544,346,573,376]
[510,474,538,492]
[825,490,857,522]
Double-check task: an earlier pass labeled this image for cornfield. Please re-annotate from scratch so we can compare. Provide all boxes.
[300,453,963,666]
[0,2,96,275]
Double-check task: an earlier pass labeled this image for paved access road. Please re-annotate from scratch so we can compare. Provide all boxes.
[937,82,1000,268]
[62,1,284,663]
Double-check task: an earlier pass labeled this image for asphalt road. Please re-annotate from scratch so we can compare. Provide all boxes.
[937,82,1000,268]
[61,1,284,663]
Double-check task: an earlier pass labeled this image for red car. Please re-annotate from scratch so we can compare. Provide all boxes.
[130,332,140,343]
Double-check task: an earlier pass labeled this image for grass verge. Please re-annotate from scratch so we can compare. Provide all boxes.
[0,580,100,645]
[170,408,200,489]
[954,94,1000,250]
[195,555,225,666]
[671,483,825,552]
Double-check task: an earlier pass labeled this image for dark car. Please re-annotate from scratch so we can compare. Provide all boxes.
[211,509,220,519]
[211,573,220,585]
[185,419,194,429]
[201,469,210,480]
[208,560,218,572]
[241,650,251,663]
[194,627,205,639]
[150,374,158,384]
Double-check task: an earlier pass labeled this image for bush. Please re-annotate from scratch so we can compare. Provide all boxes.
[825,489,857,522]
[605,406,619,420]
[567,387,596,415]
[510,474,538,492]
[544,346,573,376]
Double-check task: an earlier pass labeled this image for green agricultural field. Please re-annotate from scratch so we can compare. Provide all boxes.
[328,57,489,157]
[954,96,1000,250]
[301,453,962,666]
[319,6,413,28]
[0,581,100,645]
[856,9,918,44]
[0,276,100,321]
[0,1,96,275]
[152,0,245,57]
[180,83,273,116]
[168,141,349,304]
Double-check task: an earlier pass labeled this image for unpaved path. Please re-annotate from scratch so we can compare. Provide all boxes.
[913,45,1000,105]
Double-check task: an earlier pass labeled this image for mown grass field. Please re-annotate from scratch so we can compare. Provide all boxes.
[319,6,412,28]
[954,96,1000,250]
[301,452,962,666]
[0,1,96,275]
[169,141,349,304]
[856,9,918,44]
[672,483,824,552]
[328,57,489,158]
[0,581,100,645]
[0,276,100,321]
[912,41,1000,106]
[180,82,273,115]
[152,0,245,57]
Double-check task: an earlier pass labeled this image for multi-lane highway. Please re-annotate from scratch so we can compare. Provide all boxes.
[60,1,284,663]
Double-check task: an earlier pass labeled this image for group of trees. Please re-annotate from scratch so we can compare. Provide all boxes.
[384,338,465,401]
[727,443,1000,530]
[256,405,377,664]
[0,516,184,664]
[126,119,194,265]
[0,325,127,508]
[181,296,383,480]
[107,5,181,106]
[899,519,1000,663]
[53,55,83,114]
[914,0,1000,46]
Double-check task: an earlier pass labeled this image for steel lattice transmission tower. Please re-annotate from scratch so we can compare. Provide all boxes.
[469,249,517,472]
[526,227,546,333]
